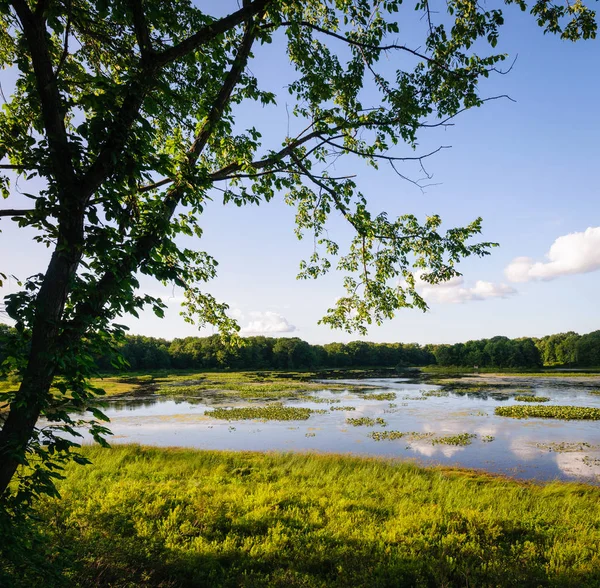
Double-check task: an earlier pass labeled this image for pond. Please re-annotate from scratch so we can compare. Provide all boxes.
[73,377,600,484]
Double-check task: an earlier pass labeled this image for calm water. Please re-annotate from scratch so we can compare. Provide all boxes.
[74,378,600,483]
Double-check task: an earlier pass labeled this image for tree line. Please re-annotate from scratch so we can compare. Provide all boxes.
[5,325,599,372]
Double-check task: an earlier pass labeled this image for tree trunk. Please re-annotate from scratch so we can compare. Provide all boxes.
[0,219,83,496]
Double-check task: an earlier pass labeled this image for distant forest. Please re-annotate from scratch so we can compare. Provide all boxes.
[3,325,598,371]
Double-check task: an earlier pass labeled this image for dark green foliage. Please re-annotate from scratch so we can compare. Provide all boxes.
[432,335,543,368]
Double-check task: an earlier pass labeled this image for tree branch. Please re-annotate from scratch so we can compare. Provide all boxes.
[155,0,270,67]
[263,20,452,73]
[129,0,153,60]
[9,0,77,192]
[0,209,32,217]
[80,0,271,202]
[64,9,262,336]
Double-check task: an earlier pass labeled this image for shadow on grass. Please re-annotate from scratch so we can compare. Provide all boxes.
[8,509,596,588]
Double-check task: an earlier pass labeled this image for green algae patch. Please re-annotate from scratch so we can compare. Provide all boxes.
[369,431,434,442]
[495,405,600,420]
[432,433,477,446]
[205,404,314,421]
[535,442,598,452]
[346,417,387,427]
[359,392,396,401]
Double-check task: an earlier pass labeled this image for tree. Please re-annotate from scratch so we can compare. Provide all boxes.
[0,1,596,503]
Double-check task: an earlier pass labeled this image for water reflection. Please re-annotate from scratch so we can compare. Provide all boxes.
[61,377,600,484]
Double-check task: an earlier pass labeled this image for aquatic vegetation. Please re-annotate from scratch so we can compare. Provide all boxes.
[582,456,600,467]
[155,370,366,399]
[481,435,495,443]
[432,433,477,446]
[589,389,600,395]
[369,431,434,441]
[360,392,396,401]
[329,405,356,411]
[346,417,388,427]
[205,404,314,421]
[305,432,316,437]
[307,397,341,404]
[420,389,449,398]
[469,410,487,417]
[535,442,595,453]
[495,405,600,420]
[514,395,550,403]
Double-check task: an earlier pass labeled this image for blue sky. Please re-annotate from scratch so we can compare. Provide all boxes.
[1,4,599,344]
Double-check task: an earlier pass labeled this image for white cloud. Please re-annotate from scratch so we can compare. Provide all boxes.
[505,226,600,283]
[416,275,517,305]
[240,311,297,334]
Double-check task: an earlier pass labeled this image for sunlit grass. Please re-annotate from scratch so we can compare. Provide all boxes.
[24,445,600,588]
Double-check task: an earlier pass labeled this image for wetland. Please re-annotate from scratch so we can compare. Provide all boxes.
[66,370,600,484]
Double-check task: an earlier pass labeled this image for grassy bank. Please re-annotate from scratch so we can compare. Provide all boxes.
[5,445,600,587]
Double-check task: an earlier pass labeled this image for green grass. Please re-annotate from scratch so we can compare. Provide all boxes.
[495,405,600,420]
[205,404,318,421]
[10,445,599,587]
[514,395,551,402]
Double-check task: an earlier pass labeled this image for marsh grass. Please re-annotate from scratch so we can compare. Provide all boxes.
[346,417,387,427]
[420,389,449,398]
[535,442,597,453]
[369,431,434,442]
[358,392,396,401]
[17,445,598,588]
[205,404,316,421]
[306,397,341,404]
[495,405,600,420]
[154,371,370,399]
[431,433,477,446]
